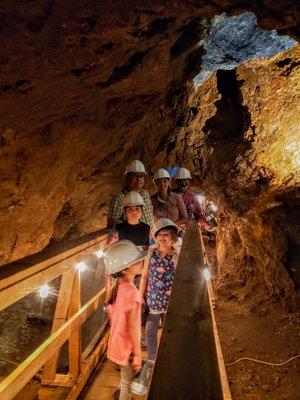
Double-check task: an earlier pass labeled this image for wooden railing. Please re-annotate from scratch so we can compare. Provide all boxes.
[0,229,109,400]
[148,221,231,400]
[0,222,231,400]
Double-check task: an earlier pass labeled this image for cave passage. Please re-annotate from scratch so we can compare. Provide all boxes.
[0,2,299,400]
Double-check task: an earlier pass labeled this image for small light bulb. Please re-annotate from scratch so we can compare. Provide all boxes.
[204,268,211,281]
[197,194,206,205]
[95,249,104,258]
[76,261,87,272]
[210,202,218,212]
[39,284,49,298]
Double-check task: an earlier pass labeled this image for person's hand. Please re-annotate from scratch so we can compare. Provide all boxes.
[131,355,142,373]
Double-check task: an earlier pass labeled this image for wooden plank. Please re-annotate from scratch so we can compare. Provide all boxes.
[200,232,231,400]
[0,230,107,290]
[147,221,224,400]
[38,386,70,400]
[0,262,69,312]
[68,272,82,378]
[207,280,231,400]
[0,288,106,400]
[65,330,109,400]
[42,269,77,383]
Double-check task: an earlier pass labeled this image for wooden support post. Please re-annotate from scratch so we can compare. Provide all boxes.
[42,269,77,384]
[68,271,82,378]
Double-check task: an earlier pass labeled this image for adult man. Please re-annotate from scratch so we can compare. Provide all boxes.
[173,167,210,229]
[107,160,153,229]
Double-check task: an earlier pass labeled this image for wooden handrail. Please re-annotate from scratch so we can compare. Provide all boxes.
[0,223,231,400]
[0,288,106,400]
[0,228,108,290]
[0,228,109,400]
[0,229,107,311]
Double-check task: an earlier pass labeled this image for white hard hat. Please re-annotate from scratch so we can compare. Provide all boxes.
[153,168,171,181]
[124,160,146,175]
[174,167,192,179]
[153,218,179,236]
[122,191,145,208]
[104,240,147,275]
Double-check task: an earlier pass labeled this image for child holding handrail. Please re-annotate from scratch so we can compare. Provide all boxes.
[104,240,147,400]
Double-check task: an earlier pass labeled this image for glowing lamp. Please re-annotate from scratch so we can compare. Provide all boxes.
[95,249,104,258]
[204,268,211,281]
[196,194,206,205]
[39,284,50,299]
[210,202,218,212]
[76,261,87,272]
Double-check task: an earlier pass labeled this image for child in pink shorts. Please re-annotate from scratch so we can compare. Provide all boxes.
[104,240,147,400]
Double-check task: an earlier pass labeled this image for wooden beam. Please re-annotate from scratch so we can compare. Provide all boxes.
[0,230,107,291]
[0,262,69,312]
[42,269,77,383]
[200,231,231,400]
[64,330,109,400]
[0,288,106,400]
[148,221,225,400]
[68,272,82,378]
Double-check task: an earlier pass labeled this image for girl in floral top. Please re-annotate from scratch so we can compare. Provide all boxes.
[139,218,179,362]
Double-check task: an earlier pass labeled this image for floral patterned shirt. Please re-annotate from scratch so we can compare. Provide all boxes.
[146,250,176,313]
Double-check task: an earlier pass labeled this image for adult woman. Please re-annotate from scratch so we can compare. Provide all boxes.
[151,169,188,227]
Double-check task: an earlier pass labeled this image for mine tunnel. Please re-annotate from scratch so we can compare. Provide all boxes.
[0,1,299,400]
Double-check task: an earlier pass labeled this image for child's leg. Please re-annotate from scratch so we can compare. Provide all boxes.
[120,364,134,400]
[145,313,161,362]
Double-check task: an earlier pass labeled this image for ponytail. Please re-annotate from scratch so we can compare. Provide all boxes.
[106,271,123,305]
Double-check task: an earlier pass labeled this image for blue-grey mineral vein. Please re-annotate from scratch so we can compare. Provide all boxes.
[194,12,297,86]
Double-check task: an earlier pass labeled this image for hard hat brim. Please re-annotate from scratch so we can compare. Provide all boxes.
[105,248,148,275]
[153,223,179,236]
[124,171,147,176]
[122,204,144,208]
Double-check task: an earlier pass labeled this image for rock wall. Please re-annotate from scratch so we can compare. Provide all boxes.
[0,1,299,309]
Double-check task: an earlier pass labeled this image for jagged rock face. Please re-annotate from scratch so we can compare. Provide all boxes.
[0,1,299,309]
[163,46,300,309]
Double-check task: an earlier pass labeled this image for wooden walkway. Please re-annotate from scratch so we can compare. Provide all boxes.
[78,360,120,400]
[79,350,149,400]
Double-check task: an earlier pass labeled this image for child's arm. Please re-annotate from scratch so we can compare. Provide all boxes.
[128,302,142,372]
[139,253,151,301]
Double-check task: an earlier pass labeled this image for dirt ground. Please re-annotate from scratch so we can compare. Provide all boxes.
[215,299,300,400]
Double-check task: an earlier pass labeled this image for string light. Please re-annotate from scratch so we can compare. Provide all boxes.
[95,249,104,258]
[210,202,218,212]
[39,284,50,298]
[76,261,87,272]
[204,268,211,281]
[196,194,206,206]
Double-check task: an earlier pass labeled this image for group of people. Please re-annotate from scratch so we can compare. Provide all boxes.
[103,160,210,400]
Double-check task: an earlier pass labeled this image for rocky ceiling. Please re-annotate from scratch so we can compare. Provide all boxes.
[0,0,299,308]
